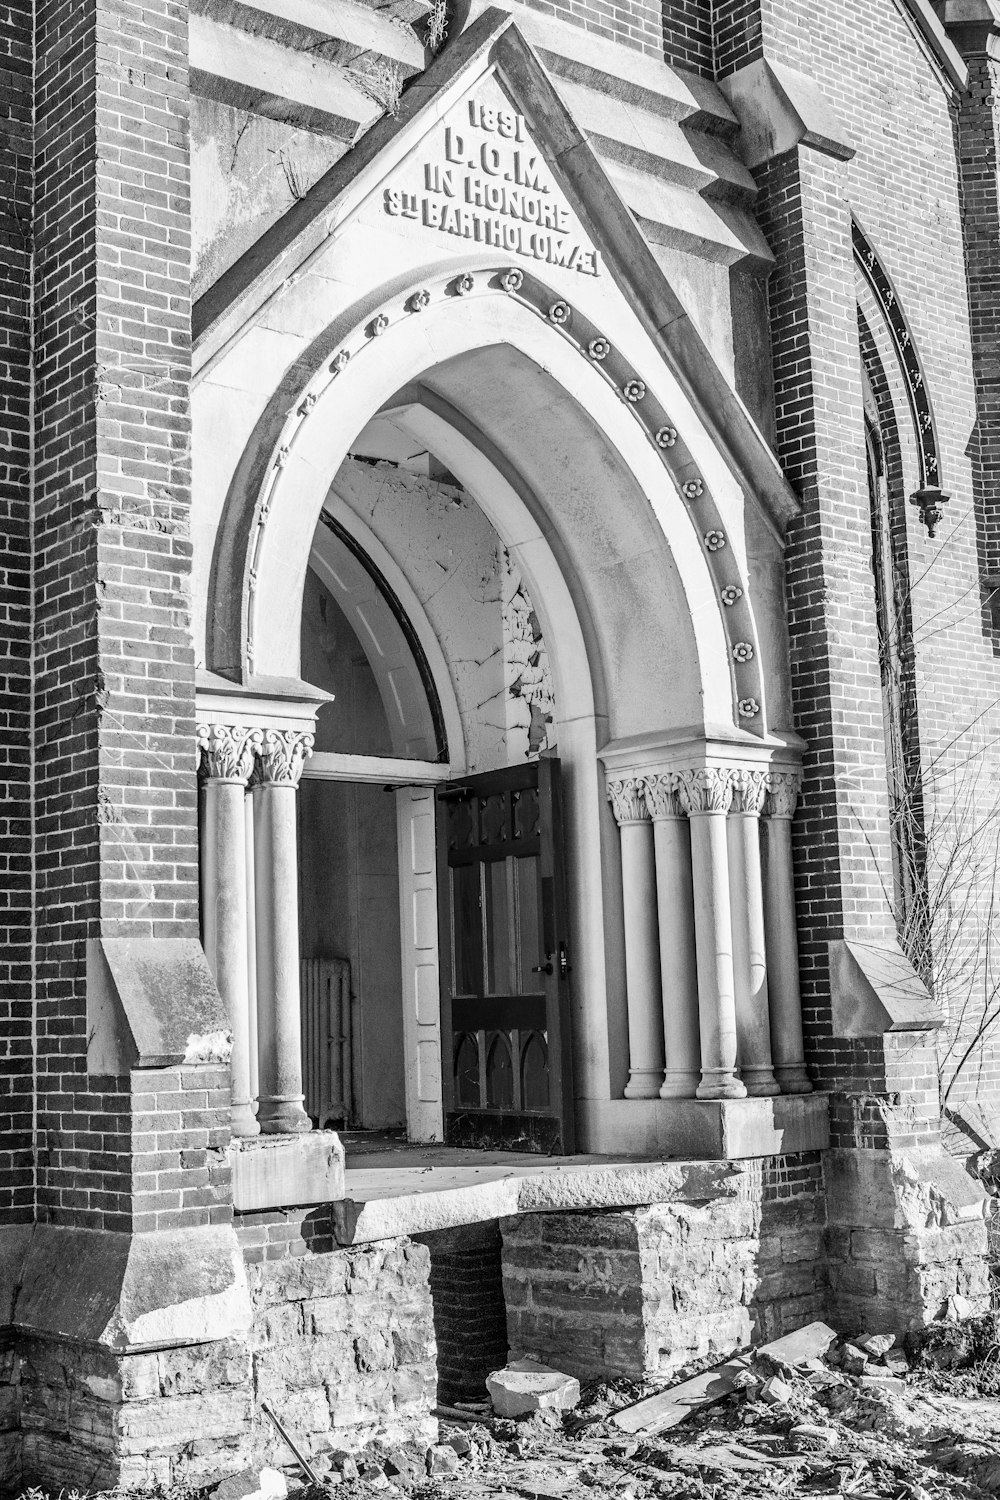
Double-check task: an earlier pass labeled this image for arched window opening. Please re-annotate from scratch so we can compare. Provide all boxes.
[862,366,930,979]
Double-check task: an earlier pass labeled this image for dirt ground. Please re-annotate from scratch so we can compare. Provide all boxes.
[306,1317,1000,1500]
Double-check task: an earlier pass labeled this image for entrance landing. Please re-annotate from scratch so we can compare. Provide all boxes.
[334,1134,743,1244]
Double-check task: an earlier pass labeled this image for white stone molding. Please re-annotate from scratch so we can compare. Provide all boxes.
[252,729,313,1134]
[727,766,779,1098]
[676,765,735,818]
[762,768,812,1094]
[608,776,651,826]
[253,728,315,787]
[765,768,802,820]
[607,774,663,1097]
[197,723,261,785]
[671,764,744,1099]
[643,772,701,1098]
[729,766,769,817]
[642,771,683,822]
[198,723,263,1138]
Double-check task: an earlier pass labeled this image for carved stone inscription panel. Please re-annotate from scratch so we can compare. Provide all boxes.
[382,84,602,277]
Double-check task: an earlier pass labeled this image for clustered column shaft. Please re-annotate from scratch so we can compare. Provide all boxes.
[198,723,315,1135]
[607,764,810,1100]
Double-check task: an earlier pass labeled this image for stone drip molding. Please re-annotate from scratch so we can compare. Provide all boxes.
[243,267,765,733]
[852,219,943,497]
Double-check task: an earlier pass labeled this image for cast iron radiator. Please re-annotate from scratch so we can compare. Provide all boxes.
[300,956,352,1129]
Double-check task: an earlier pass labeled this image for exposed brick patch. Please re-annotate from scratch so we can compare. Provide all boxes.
[416,1222,509,1407]
[662,0,713,74]
[518,0,663,58]
[713,0,764,76]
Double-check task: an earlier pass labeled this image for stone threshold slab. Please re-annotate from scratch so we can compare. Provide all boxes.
[333,1094,830,1243]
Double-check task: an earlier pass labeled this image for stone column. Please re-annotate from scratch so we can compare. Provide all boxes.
[253,728,314,1134]
[728,769,780,1097]
[761,771,812,1094]
[644,774,701,1098]
[608,778,665,1098]
[677,769,746,1100]
[198,724,262,1137]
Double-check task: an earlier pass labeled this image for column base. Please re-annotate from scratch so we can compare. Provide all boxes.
[257,1095,312,1134]
[697,1072,747,1100]
[231,1130,345,1210]
[742,1069,781,1098]
[625,1070,665,1099]
[660,1071,701,1099]
[230,1102,261,1138]
[775,1065,813,1094]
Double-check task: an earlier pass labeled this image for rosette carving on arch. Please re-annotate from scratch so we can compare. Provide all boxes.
[643,772,683,821]
[607,777,650,826]
[765,769,802,820]
[675,766,735,817]
[197,724,262,785]
[252,729,315,788]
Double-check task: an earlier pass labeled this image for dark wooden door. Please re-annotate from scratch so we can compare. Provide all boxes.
[437,758,575,1154]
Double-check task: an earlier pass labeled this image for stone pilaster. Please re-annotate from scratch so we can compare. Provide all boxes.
[607,777,664,1099]
[252,729,314,1134]
[676,768,745,1101]
[199,725,262,1138]
[644,774,701,1099]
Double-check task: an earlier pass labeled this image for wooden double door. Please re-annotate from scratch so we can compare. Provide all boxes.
[436,758,575,1154]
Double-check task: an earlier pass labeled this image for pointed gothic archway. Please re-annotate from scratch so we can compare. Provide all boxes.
[191,19,816,1163]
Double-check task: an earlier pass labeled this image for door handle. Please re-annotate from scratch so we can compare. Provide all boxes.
[532,958,554,975]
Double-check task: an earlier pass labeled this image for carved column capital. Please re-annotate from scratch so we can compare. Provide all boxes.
[252,728,315,788]
[197,723,261,785]
[607,776,650,826]
[643,772,683,821]
[730,768,769,817]
[764,769,802,820]
[675,766,734,817]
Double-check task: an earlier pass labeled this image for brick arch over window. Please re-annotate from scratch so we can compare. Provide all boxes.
[858,302,930,979]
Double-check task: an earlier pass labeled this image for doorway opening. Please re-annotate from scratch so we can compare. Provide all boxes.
[296,406,574,1151]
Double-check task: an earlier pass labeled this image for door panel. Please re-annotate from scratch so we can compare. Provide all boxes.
[437,758,575,1153]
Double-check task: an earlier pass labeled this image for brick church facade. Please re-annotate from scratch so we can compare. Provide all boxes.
[3,0,1000,1488]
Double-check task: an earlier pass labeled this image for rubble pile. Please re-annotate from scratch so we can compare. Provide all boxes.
[283,1316,1000,1500]
[17,1318,1000,1500]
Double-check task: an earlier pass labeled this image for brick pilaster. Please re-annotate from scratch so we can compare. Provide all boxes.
[950,21,1000,627]
[752,145,922,1127]
[0,1,35,1224]
[32,0,225,1231]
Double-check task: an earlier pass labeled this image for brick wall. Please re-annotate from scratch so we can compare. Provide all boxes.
[0,0,35,1225]
[661,0,713,72]
[743,2,1000,1114]
[31,0,209,1230]
[416,1222,509,1406]
[520,0,663,57]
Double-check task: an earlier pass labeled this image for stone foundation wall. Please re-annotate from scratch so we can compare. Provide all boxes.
[824,1145,992,1333]
[247,1236,437,1462]
[502,1155,826,1381]
[1,1229,438,1494]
